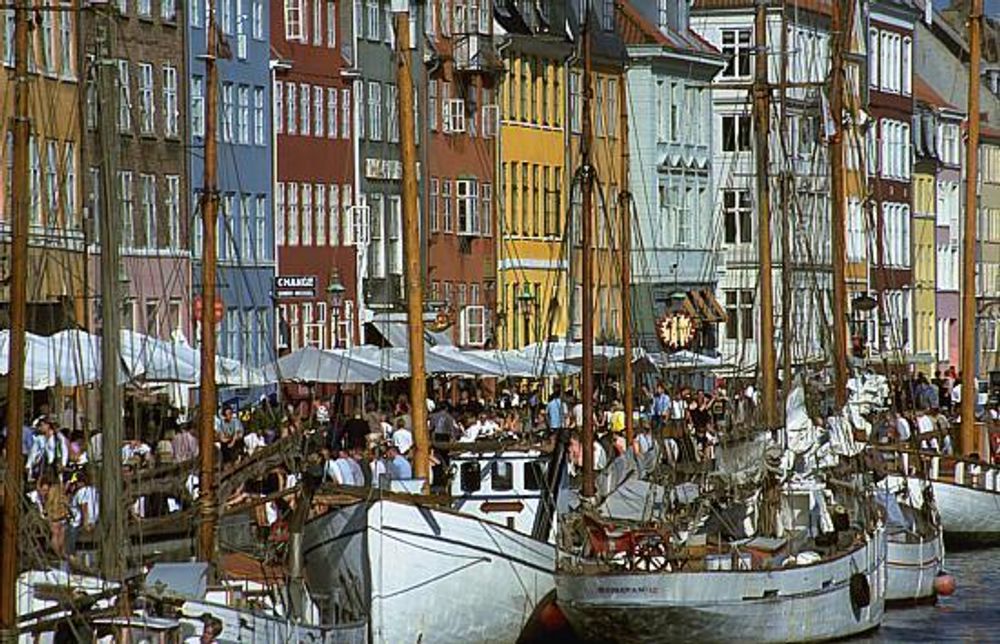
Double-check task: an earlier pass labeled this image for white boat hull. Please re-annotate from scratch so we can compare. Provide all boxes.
[556,529,887,644]
[885,530,944,604]
[920,477,1000,547]
[303,499,555,644]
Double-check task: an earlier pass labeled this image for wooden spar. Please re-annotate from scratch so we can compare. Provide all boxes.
[753,0,777,426]
[581,3,596,498]
[829,0,851,410]
[95,8,126,581]
[198,4,220,563]
[0,1,30,633]
[395,11,430,479]
[618,65,634,445]
[778,1,791,408]
[960,0,983,456]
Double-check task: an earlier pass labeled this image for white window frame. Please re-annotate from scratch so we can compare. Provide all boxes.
[456,178,479,235]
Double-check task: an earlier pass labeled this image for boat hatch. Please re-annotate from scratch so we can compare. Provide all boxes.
[449,452,547,533]
[744,589,780,600]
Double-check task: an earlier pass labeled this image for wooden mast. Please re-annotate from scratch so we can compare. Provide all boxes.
[395,11,430,479]
[581,2,596,498]
[95,8,126,581]
[198,3,221,562]
[960,0,983,456]
[829,0,851,410]
[0,1,30,633]
[779,1,791,408]
[753,0,777,426]
[618,66,634,446]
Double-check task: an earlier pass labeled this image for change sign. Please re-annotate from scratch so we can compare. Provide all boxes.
[275,275,317,298]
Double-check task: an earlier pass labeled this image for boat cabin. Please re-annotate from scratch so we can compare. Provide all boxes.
[448,450,550,534]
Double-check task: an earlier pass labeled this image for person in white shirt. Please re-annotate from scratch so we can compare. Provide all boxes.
[67,473,99,556]
[894,413,912,443]
[460,416,483,442]
[25,419,69,479]
[392,420,414,455]
[243,429,266,456]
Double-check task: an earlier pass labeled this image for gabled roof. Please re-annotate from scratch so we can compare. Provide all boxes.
[914,75,959,111]
[617,0,720,55]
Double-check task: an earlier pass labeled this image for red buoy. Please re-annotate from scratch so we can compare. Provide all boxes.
[934,572,957,596]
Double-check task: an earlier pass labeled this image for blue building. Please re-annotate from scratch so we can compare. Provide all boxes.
[188,0,275,379]
[619,0,724,353]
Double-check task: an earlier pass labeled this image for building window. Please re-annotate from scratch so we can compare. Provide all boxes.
[313,0,323,44]
[341,87,351,139]
[254,86,265,145]
[939,123,960,166]
[253,0,264,39]
[442,179,453,232]
[163,65,178,138]
[140,174,156,248]
[118,60,132,132]
[881,202,911,268]
[119,171,134,248]
[221,82,234,142]
[300,83,311,136]
[901,36,912,95]
[28,137,40,224]
[237,84,250,144]
[287,81,298,134]
[429,178,439,232]
[847,198,865,262]
[721,114,751,152]
[720,29,752,79]
[162,0,177,21]
[480,182,492,237]
[59,8,73,77]
[386,84,399,142]
[724,289,754,341]
[275,182,286,246]
[166,175,180,250]
[138,63,155,135]
[252,195,265,258]
[569,71,581,134]
[326,1,336,46]
[366,0,379,40]
[44,140,58,227]
[285,0,305,41]
[722,189,751,245]
[457,178,479,235]
[63,142,76,227]
[314,85,325,137]
[138,0,152,18]
[302,184,313,246]
[368,81,382,141]
[274,79,284,134]
[327,87,338,138]
[288,183,299,245]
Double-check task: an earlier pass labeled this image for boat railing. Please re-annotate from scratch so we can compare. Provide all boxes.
[874,445,1000,493]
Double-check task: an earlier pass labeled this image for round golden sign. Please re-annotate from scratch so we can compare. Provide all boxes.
[656,312,697,350]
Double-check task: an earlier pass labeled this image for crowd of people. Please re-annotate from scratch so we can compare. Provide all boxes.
[6,365,1000,567]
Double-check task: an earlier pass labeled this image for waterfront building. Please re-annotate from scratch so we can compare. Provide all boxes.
[272,0,360,352]
[980,127,1000,375]
[494,2,573,348]
[692,0,834,369]
[80,2,191,342]
[865,0,917,360]
[188,0,274,370]
[618,0,725,353]
[422,0,500,348]
[0,4,85,333]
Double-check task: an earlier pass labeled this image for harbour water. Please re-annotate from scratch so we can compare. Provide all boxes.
[856,548,1000,643]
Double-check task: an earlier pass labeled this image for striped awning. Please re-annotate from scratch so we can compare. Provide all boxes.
[675,289,727,323]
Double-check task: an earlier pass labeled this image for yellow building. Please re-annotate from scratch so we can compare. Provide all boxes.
[497,36,572,348]
[567,59,624,345]
[912,172,937,360]
[0,4,85,332]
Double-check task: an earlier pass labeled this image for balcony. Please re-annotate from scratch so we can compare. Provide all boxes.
[453,33,501,75]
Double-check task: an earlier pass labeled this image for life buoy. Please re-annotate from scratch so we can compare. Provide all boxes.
[850,573,871,609]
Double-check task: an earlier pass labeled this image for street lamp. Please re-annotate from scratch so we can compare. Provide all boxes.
[327,269,346,348]
[516,283,536,347]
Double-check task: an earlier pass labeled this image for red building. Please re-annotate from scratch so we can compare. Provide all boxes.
[868,1,917,354]
[271,1,358,352]
[420,3,500,348]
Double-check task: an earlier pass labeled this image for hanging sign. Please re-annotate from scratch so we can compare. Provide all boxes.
[656,312,697,350]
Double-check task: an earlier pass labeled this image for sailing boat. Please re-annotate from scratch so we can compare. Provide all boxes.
[554,3,888,641]
[879,0,1000,549]
[299,11,563,644]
